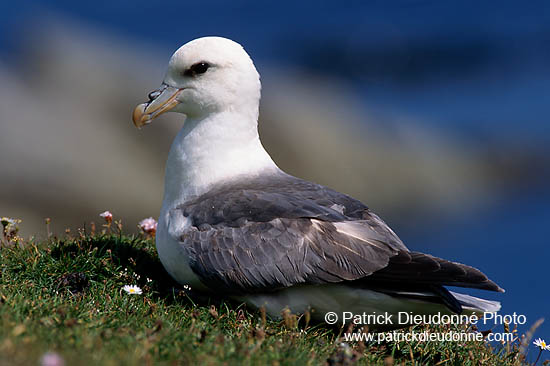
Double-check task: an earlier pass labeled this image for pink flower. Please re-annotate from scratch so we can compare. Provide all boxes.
[40,352,65,366]
[99,211,113,224]
[139,217,157,235]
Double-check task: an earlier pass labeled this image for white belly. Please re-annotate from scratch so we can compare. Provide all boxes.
[235,284,450,328]
[156,207,209,291]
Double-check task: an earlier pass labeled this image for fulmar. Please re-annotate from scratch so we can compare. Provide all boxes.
[132,36,503,328]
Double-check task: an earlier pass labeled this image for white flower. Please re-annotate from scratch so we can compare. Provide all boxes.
[533,338,550,350]
[1,217,20,226]
[99,211,113,223]
[139,217,157,235]
[122,285,142,295]
[1,217,21,238]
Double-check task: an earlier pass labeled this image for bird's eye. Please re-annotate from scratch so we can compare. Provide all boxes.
[184,62,210,77]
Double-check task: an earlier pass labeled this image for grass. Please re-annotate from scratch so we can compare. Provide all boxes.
[0,224,538,365]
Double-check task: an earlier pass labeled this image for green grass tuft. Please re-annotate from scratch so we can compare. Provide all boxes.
[0,233,529,365]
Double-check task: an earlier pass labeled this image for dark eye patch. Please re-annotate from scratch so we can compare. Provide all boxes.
[184,62,210,77]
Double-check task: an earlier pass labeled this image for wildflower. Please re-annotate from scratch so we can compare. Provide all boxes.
[139,217,157,235]
[533,338,550,366]
[534,338,550,350]
[1,217,22,241]
[177,284,192,297]
[99,211,113,224]
[1,217,19,226]
[122,285,143,295]
[40,352,65,366]
[45,217,52,238]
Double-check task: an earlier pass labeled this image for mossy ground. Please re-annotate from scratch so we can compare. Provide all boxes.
[0,228,533,365]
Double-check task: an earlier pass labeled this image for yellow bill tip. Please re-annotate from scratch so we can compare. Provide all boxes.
[132,103,150,128]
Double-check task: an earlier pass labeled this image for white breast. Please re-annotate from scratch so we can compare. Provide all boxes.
[156,206,209,291]
[155,109,279,292]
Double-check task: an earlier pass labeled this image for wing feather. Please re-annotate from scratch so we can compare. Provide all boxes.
[174,173,502,295]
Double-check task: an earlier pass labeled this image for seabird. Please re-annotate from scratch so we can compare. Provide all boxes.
[132,37,503,327]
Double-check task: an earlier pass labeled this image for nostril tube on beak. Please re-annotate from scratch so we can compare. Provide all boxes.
[148,90,161,102]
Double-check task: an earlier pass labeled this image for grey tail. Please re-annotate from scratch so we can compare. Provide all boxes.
[368,285,501,314]
[450,291,501,313]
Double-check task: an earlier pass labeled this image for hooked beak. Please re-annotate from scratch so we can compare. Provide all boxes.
[132,83,184,128]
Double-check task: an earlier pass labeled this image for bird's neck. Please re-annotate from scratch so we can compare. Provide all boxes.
[162,110,279,208]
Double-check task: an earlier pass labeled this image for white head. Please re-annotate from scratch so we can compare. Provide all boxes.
[133,37,278,204]
[133,37,261,126]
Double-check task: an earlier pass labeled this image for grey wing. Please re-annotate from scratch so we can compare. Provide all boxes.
[363,251,504,292]
[180,215,403,293]
[175,174,407,293]
[174,174,502,295]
